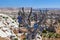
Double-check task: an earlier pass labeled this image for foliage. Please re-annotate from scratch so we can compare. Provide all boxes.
[42,30,47,33]
[6,17,8,19]
[12,21,14,23]
[23,38,26,40]
[42,32,60,38]
[55,34,60,38]
[3,16,5,18]
[12,17,16,20]
[14,38,18,40]
[48,32,55,38]
[58,20,60,23]
[2,16,8,19]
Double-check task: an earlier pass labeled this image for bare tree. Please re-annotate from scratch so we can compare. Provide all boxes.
[28,8,32,26]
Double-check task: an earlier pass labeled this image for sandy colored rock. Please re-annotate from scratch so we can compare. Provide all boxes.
[20,34,26,40]
[20,27,28,33]
[0,37,10,40]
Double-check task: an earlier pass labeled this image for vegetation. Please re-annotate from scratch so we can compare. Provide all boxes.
[55,34,60,38]
[6,17,8,18]
[12,17,16,20]
[58,19,60,23]
[23,38,26,40]
[2,16,8,20]
[42,30,47,33]
[12,21,14,23]
[42,32,60,38]
[3,16,5,18]
[14,38,18,40]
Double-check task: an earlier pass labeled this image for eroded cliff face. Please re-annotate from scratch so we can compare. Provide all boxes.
[0,14,18,40]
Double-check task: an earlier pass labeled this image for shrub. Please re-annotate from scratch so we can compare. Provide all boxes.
[55,34,60,38]
[3,16,5,18]
[12,21,14,23]
[23,38,26,40]
[42,30,47,33]
[58,20,60,23]
[14,38,18,40]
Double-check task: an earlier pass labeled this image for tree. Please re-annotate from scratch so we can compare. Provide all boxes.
[28,8,32,25]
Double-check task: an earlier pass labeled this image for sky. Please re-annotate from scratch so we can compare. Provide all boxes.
[0,0,60,8]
